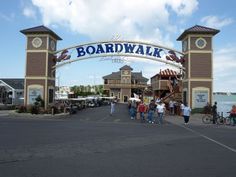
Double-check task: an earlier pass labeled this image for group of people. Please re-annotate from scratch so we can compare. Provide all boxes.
[204,102,236,125]
[128,99,166,124]
[128,98,191,125]
[109,98,236,126]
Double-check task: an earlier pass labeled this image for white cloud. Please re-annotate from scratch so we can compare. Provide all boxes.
[214,47,236,73]
[213,46,236,92]
[167,0,199,16]
[23,6,36,19]
[31,0,198,46]
[201,15,234,29]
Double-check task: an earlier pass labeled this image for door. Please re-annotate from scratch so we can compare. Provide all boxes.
[183,91,187,105]
[124,96,128,102]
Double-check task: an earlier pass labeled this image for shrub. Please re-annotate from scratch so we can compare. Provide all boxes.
[35,95,45,108]
[191,108,204,114]
[17,105,27,113]
[39,107,46,114]
[30,105,39,114]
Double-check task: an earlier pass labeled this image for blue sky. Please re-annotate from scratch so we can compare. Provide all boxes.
[0,0,236,92]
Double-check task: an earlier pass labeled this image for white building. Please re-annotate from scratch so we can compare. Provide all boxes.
[55,86,74,99]
[0,79,24,105]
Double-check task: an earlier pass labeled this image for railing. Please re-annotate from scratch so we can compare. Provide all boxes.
[161,83,182,102]
[152,80,170,90]
[152,80,183,92]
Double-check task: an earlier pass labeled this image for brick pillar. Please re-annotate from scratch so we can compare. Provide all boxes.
[177,25,219,108]
[21,26,62,109]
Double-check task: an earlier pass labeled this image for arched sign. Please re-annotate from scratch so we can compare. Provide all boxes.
[53,40,185,70]
[21,25,218,110]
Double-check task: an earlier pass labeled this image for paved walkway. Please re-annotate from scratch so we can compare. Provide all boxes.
[0,110,12,117]
[165,113,236,129]
[0,104,235,130]
[165,114,203,126]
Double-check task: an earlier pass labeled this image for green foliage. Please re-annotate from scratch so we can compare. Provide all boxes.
[191,108,204,114]
[35,95,45,107]
[70,85,104,96]
[26,95,45,114]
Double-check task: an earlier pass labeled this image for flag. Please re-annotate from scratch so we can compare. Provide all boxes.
[166,50,185,63]
[57,50,71,62]
[133,93,139,99]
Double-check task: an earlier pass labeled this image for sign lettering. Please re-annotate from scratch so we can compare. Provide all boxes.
[76,42,164,59]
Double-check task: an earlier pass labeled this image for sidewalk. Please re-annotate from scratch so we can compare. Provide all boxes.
[0,110,12,117]
[165,114,203,126]
[165,113,236,129]
[0,110,69,119]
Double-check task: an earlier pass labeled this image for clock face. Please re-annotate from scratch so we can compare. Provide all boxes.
[195,38,207,49]
[50,40,56,50]
[124,70,129,75]
[32,37,42,48]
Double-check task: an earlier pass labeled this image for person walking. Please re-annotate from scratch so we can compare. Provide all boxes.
[180,101,184,116]
[228,105,236,125]
[138,101,146,123]
[110,100,115,116]
[130,100,137,120]
[212,102,217,124]
[156,101,165,124]
[183,103,191,124]
[169,100,175,115]
[147,100,156,123]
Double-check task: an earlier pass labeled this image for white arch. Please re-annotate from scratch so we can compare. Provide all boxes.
[52,40,184,70]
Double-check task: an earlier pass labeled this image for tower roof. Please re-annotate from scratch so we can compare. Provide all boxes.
[159,68,178,76]
[102,71,148,82]
[20,25,62,40]
[177,25,220,41]
[151,68,181,79]
[119,65,133,71]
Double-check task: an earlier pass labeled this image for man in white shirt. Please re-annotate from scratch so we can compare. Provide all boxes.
[110,100,115,116]
[183,103,191,124]
[156,102,165,124]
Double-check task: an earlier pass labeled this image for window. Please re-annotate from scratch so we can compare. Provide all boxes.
[17,92,23,95]
[49,89,54,103]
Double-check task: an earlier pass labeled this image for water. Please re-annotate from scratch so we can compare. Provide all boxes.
[213,94,236,117]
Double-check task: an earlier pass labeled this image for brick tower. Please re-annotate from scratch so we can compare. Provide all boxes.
[21,26,62,109]
[177,25,219,108]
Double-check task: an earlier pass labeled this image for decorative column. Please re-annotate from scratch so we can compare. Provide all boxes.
[21,25,62,109]
[177,25,219,108]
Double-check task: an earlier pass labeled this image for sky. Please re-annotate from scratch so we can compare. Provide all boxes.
[0,0,236,92]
